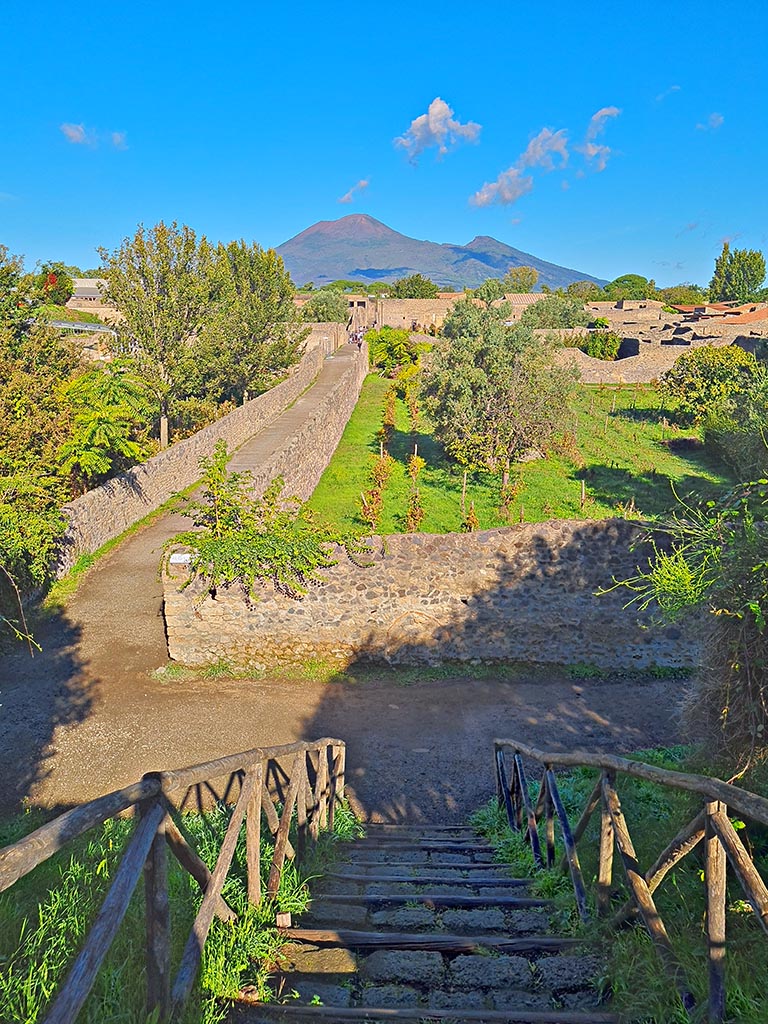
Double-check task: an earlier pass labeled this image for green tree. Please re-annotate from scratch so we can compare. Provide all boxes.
[98,221,214,448]
[366,326,418,374]
[519,293,589,329]
[421,304,578,478]
[474,277,505,308]
[57,362,153,489]
[301,288,349,323]
[709,242,766,303]
[702,371,768,479]
[0,244,35,335]
[567,279,605,301]
[390,274,440,299]
[660,345,761,423]
[604,274,656,300]
[34,261,74,305]
[503,266,539,293]
[195,241,307,403]
[579,331,622,360]
[656,282,708,305]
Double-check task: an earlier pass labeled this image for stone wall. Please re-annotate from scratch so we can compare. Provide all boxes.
[164,520,700,671]
[56,334,347,575]
[377,297,463,330]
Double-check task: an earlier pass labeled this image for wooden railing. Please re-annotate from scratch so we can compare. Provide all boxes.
[494,739,768,1023]
[0,737,346,1024]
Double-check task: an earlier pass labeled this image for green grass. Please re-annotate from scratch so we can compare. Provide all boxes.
[34,304,105,325]
[0,799,360,1023]
[307,375,735,533]
[474,748,768,1022]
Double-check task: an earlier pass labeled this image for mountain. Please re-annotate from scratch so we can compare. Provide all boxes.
[275,214,606,291]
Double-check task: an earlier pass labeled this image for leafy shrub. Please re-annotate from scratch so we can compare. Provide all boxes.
[659,345,761,423]
[579,331,622,361]
[172,440,369,602]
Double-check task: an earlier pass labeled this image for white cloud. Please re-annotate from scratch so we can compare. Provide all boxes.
[518,127,569,171]
[469,126,566,208]
[0,191,17,202]
[60,122,89,144]
[395,97,481,164]
[577,106,621,171]
[696,112,724,131]
[338,178,370,204]
[656,84,681,102]
[470,167,533,208]
[60,123,128,149]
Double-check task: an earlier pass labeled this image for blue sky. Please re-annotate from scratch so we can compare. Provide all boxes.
[2,0,766,286]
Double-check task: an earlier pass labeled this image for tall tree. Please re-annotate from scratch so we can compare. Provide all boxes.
[709,242,766,303]
[474,277,505,307]
[519,293,589,329]
[566,279,605,301]
[198,241,307,402]
[35,261,74,305]
[421,303,578,480]
[604,274,655,300]
[503,266,539,293]
[301,287,349,323]
[98,222,213,447]
[390,274,440,298]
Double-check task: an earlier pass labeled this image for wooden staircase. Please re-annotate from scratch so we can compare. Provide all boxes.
[233,823,615,1023]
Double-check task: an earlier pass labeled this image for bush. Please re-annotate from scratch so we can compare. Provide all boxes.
[579,331,622,361]
[660,345,761,423]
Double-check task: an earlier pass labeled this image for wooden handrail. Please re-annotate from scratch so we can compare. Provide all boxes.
[493,737,768,1022]
[494,738,768,826]
[0,737,347,1024]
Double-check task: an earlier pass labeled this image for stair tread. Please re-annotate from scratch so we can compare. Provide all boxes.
[326,872,530,885]
[235,996,617,1022]
[343,860,504,869]
[281,927,582,952]
[311,893,550,907]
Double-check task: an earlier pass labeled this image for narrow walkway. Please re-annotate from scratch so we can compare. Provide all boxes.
[0,346,360,810]
[236,823,613,1023]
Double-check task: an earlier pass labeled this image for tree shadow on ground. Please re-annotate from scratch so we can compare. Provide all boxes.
[295,522,694,823]
[573,464,733,517]
[0,609,96,816]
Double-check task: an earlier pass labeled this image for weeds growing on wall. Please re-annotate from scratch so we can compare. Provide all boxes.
[171,440,370,603]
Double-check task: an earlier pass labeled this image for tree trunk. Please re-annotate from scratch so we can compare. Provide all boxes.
[159,398,169,449]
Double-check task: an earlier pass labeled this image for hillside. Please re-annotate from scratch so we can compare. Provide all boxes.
[276,214,606,290]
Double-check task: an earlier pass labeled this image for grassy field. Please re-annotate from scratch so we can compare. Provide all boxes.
[307,375,734,533]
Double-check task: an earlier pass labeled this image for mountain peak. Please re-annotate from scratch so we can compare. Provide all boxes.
[276,216,606,290]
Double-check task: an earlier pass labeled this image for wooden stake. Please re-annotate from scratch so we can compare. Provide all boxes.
[580,479,586,509]
[705,801,727,1022]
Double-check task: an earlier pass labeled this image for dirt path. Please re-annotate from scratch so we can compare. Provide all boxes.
[0,346,685,820]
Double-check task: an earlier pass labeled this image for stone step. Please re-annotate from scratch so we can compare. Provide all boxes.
[310,893,550,909]
[234,998,617,1022]
[325,872,531,886]
[350,840,493,851]
[280,928,581,954]
[340,859,505,870]
[302,906,551,937]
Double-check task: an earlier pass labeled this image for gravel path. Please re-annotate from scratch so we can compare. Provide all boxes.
[0,345,683,819]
